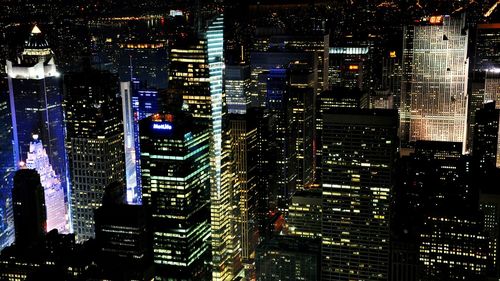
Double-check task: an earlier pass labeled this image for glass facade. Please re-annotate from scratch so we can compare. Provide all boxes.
[140,113,211,279]
[6,27,69,233]
[401,15,469,148]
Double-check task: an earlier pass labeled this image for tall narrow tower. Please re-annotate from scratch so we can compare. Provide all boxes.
[168,14,241,280]
[401,14,469,150]
[6,25,69,230]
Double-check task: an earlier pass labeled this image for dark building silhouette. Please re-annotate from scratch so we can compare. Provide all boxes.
[473,101,499,173]
[12,169,46,249]
[256,236,321,281]
[94,181,152,280]
[321,108,398,281]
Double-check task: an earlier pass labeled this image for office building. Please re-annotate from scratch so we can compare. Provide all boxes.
[225,64,250,114]
[25,137,67,233]
[288,188,322,239]
[118,42,168,89]
[94,182,152,280]
[266,67,297,209]
[401,15,469,149]
[168,15,241,279]
[0,78,14,250]
[64,68,124,241]
[473,101,500,172]
[289,61,316,189]
[256,236,321,281]
[140,112,211,279]
[394,141,490,280]
[12,169,46,249]
[121,80,160,204]
[315,87,365,182]
[229,113,259,275]
[5,26,69,228]
[321,108,398,281]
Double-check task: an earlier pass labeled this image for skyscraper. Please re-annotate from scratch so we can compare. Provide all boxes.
[256,236,321,281]
[64,67,124,241]
[12,169,46,249]
[168,14,241,279]
[401,15,469,149]
[25,137,66,233]
[225,64,250,114]
[121,80,159,204]
[288,61,316,189]
[0,78,14,250]
[5,26,69,228]
[229,113,259,275]
[140,112,211,279]
[321,108,398,281]
[94,182,152,280]
[473,101,500,172]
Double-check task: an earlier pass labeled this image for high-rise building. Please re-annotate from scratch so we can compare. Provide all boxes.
[401,15,469,149]
[0,78,14,250]
[394,141,491,280]
[25,137,66,233]
[225,64,250,114]
[328,46,372,90]
[94,182,152,280]
[229,113,259,275]
[321,108,398,281]
[266,67,297,209]
[256,236,321,281]
[64,68,124,241]
[289,61,316,189]
[118,42,168,89]
[168,14,241,280]
[315,87,365,183]
[473,101,500,172]
[5,26,69,227]
[12,169,46,249]
[139,112,211,279]
[121,80,159,204]
[468,23,500,149]
[288,188,322,239]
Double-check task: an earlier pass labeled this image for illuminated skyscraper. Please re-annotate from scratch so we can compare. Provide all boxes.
[25,137,66,233]
[140,112,211,279]
[288,189,322,239]
[401,15,469,148]
[0,78,14,250]
[288,61,316,189]
[121,80,159,204]
[64,68,124,241]
[321,108,398,281]
[5,26,69,228]
[118,42,168,89]
[226,64,250,114]
[468,23,500,149]
[168,14,241,280]
[229,113,259,275]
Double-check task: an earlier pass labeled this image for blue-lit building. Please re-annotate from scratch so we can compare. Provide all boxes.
[0,77,14,250]
[121,79,159,204]
[5,26,69,231]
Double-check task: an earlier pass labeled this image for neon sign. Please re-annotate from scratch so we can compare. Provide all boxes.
[152,122,173,130]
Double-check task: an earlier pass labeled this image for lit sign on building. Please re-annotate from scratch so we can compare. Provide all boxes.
[152,122,173,131]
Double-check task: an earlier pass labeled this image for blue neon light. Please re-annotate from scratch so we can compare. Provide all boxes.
[152,122,173,130]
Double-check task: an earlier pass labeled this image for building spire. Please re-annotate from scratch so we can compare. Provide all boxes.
[31,25,42,34]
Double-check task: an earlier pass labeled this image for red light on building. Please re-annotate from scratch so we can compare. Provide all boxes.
[166,114,174,122]
[429,16,443,24]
